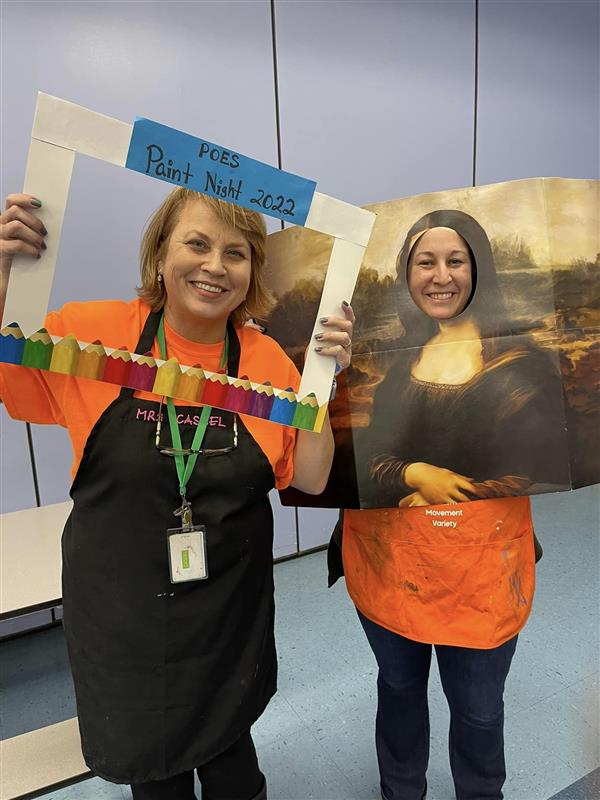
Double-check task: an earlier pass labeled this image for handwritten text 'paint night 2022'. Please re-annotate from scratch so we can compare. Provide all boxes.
[125,118,316,223]
[144,142,297,213]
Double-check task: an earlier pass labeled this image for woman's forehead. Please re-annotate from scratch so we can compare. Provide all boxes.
[415,227,468,250]
[174,199,247,241]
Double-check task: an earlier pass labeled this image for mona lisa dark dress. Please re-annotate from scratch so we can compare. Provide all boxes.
[356,342,571,508]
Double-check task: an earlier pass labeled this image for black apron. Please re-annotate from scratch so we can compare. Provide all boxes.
[62,311,277,783]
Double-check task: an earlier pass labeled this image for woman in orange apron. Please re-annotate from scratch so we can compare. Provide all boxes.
[0,189,354,800]
[334,211,566,800]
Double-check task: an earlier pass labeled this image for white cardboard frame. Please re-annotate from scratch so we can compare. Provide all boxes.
[3,92,376,407]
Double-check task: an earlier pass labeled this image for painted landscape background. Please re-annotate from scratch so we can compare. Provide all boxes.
[266,178,599,507]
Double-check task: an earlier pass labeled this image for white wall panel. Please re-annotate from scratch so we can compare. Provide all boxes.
[477,0,600,183]
[297,507,339,553]
[275,0,475,205]
[0,416,37,513]
[477,0,599,538]
[271,491,298,560]
[27,426,73,507]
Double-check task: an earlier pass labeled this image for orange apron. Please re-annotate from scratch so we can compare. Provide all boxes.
[343,496,535,649]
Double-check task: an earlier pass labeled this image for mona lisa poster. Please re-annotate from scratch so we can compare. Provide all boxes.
[266,178,599,509]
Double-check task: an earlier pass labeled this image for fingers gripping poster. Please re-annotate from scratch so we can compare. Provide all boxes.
[268,178,599,509]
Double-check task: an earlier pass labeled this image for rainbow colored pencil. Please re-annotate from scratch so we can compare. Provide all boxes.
[314,402,329,433]
[77,340,107,380]
[103,346,132,384]
[152,357,182,397]
[292,393,319,430]
[227,375,252,413]
[269,387,297,425]
[0,323,25,364]
[247,381,275,418]
[201,371,229,407]
[177,365,205,402]
[128,352,158,392]
[22,328,53,369]
[49,334,80,375]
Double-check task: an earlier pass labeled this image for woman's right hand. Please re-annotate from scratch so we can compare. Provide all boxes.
[0,194,47,270]
[403,461,477,504]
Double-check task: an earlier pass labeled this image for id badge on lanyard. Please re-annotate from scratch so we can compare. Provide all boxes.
[167,505,208,583]
[157,314,228,584]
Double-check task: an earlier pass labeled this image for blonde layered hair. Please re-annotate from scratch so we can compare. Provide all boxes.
[138,188,274,325]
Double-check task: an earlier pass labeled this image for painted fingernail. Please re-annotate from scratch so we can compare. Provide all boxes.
[342,300,350,307]
[36,252,42,259]
[30,198,42,208]
[41,241,47,250]
[320,317,328,324]
[314,346,323,352]
[314,333,323,341]
[40,225,48,236]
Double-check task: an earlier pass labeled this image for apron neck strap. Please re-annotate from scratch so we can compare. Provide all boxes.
[136,309,162,355]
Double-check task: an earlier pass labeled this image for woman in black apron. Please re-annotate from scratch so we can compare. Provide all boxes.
[0,188,355,800]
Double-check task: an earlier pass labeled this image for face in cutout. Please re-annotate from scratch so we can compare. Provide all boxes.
[159,199,252,341]
[407,227,473,321]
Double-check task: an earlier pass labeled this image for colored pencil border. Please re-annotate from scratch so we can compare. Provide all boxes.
[0,324,327,432]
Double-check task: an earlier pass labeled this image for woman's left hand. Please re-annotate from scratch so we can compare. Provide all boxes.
[313,300,355,373]
[292,301,353,494]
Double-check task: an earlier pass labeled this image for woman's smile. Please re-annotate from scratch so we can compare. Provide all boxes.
[189,280,226,295]
[427,291,456,301]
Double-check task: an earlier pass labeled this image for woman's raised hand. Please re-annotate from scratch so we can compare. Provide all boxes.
[313,301,355,373]
[0,194,47,269]
[403,462,477,505]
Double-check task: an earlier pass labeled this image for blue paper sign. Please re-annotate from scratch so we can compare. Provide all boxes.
[125,118,317,225]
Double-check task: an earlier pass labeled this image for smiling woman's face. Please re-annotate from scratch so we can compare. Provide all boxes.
[160,198,252,342]
[407,227,473,321]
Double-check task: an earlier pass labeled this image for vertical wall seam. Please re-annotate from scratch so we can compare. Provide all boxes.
[270,0,284,179]
[271,0,300,554]
[25,422,42,507]
[472,0,480,187]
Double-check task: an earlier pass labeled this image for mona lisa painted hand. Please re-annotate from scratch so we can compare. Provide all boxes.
[403,461,477,505]
[398,490,428,508]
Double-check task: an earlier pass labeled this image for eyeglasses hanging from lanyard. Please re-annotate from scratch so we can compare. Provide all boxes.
[155,313,232,524]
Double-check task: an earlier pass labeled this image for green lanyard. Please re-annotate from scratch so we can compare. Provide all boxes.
[156,314,228,504]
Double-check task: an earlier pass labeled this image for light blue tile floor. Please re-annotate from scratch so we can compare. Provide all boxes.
[1,485,598,799]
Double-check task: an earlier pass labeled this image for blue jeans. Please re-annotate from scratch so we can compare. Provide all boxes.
[358,610,517,800]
